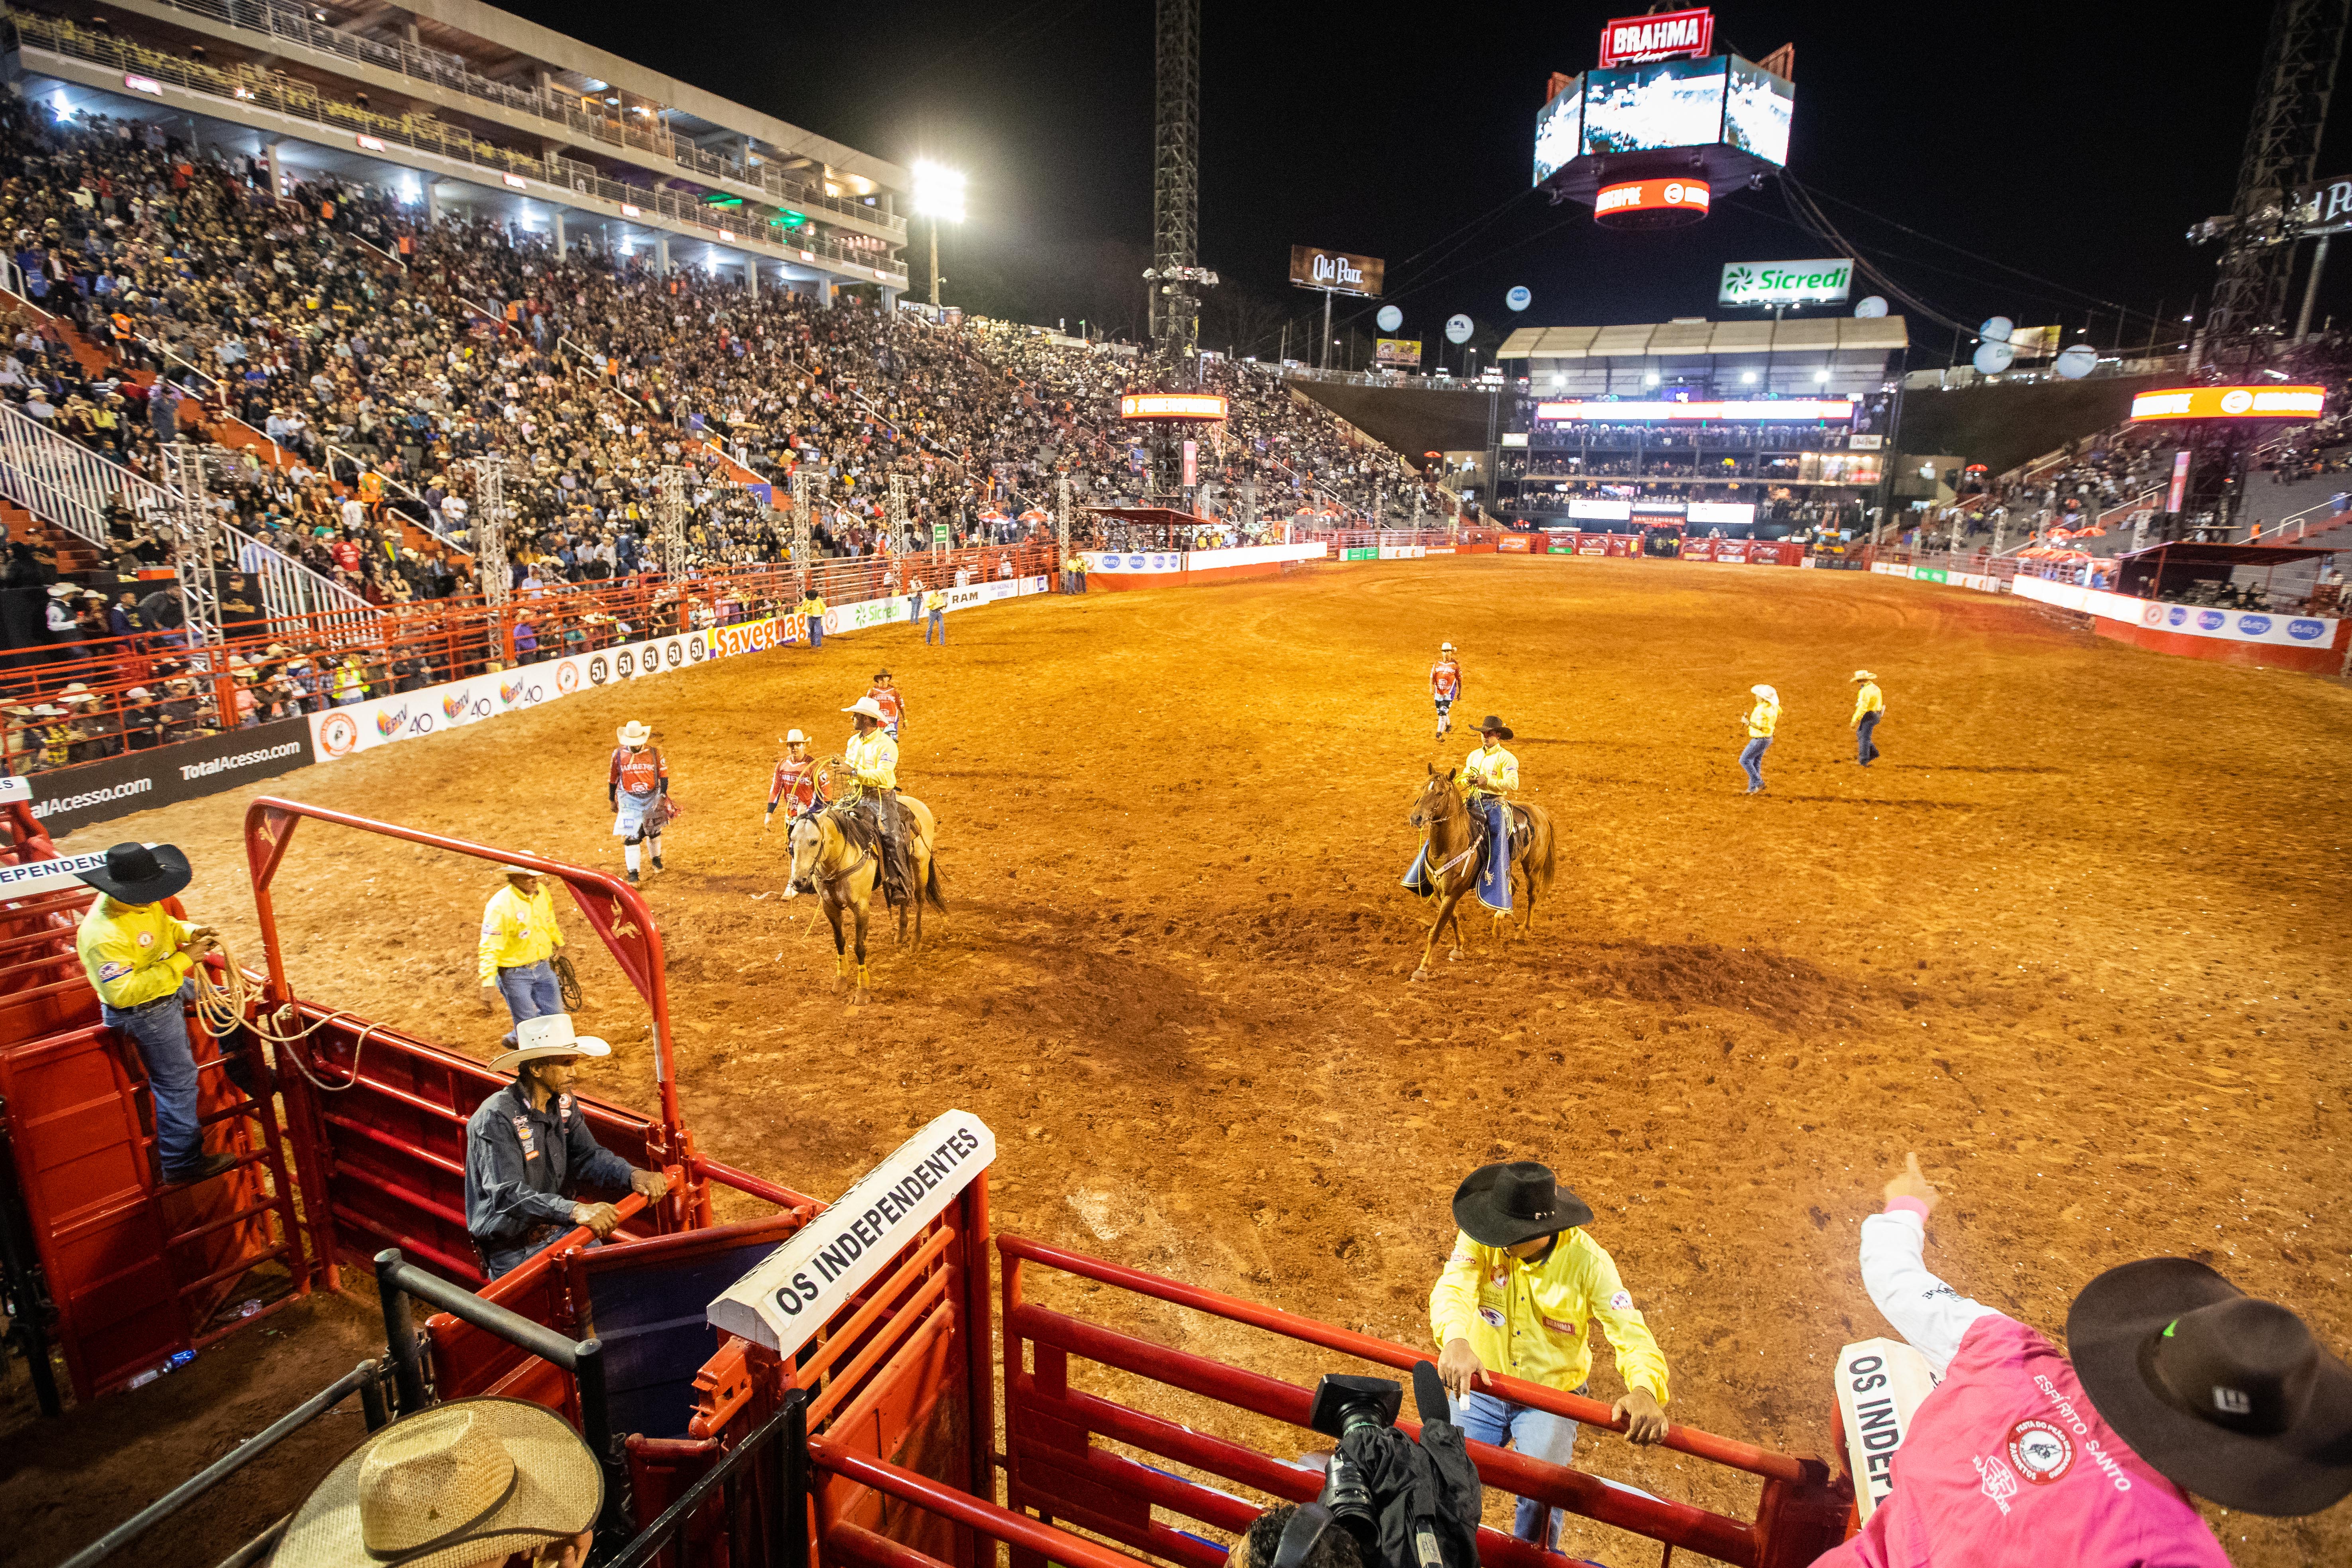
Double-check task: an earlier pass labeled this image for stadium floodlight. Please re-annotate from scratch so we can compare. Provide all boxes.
[911,161,966,308]
[1644,372,1660,386]
[1741,370,1758,384]
[1814,368,1831,382]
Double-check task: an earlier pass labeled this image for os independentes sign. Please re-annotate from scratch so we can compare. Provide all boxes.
[1719,258,1854,308]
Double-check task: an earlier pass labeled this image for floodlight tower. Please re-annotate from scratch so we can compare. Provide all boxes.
[1147,0,1216,383]
[2201,0,2352,363]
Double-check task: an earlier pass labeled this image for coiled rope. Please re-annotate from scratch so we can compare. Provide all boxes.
[189,938,388,1093]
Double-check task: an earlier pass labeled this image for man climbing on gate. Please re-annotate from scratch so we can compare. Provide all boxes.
[841,694,909,905]
[1459,714,1520,913]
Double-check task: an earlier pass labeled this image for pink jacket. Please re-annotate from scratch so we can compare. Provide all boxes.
[1814,1210,2228,1568]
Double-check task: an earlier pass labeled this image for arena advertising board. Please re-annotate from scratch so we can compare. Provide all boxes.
[1288,246,1385,298]
[709,1109,994,1354]
[1598,7,1713,67]
[1374,338,1423,367]
[2010,575,2341,650]
[2292,174,2352,235]
[27,716,316,837]
[1534,397,1857,422]
[2128,385,2326,422]
[824,576,1049,635]
[1718,258,1853,308]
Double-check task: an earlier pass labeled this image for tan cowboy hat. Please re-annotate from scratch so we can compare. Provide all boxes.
[1851,670,1877,682]
[783,729,808,745]
[498,864,539,880]
[842,695,889,723]
[1750,684,1780,704]
[1440,642,1454,652]
[271,1397,601,1568]
[489,1014,611,1074]
[615,720,651,747]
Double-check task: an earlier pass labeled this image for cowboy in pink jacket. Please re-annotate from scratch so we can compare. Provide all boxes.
[1816,1153,2351,1566]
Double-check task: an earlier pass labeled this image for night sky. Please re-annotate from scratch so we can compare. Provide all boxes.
[507,1,2347,366]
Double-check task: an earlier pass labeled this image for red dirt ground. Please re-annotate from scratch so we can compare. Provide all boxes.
[10,556,2351,1567]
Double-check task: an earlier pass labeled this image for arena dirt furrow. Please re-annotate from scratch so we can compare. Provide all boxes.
[11,556,2350,1568]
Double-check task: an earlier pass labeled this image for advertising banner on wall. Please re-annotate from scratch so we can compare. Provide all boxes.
[1717,258,1854,308]
[29,715,317,836]
[1374,338,1423,367]
[1288,246,1385,297]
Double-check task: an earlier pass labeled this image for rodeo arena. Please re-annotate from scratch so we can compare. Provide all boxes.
[0,2,2350,1568]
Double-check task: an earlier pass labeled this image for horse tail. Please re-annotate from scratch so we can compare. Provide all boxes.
[1523,804,1558,893]
[925,853,948,912]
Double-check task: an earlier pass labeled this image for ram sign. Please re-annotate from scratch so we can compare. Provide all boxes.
[1719,258,1854,308]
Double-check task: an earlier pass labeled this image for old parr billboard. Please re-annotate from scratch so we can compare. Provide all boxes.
[1289,246,1384,297]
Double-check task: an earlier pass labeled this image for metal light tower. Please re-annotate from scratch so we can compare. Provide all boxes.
[471,452,509,608]
[790,468,820,583]
[2202,0,2352,360]
[657,464,689,575]
[1149,0,1216,382]
[1055,471,1072,565]
[887,472,912,557]
[161,443,223,649]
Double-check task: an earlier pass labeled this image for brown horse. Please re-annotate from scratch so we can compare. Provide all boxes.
[784,792,944,1004]
[1404,765,1557,982]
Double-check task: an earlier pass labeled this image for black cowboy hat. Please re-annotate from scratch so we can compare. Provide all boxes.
[76,841,192,904]
[2068,1258,2352,1515]
[874,668,893,680]
[1476,715,1514,741]
[1452,1161,1591,1248]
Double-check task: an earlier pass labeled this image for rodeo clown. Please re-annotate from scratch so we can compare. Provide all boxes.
[462,1013,671,1280]
[764,729,823,830]
[1430,641,1462,740]
[608,720,670,884]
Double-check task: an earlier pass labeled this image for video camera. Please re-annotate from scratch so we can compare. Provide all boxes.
[1269,1363,1480,1568]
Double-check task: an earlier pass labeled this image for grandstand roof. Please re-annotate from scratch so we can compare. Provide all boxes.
[376,0,909,190]
[1497,317,1911,360]
[2116,540,2343,568]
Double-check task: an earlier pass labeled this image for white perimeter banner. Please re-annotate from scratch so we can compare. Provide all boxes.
[309,615,786,763]
[1082,542,1328,573]
[823,574,1047,635]
[2010,574,2340,649]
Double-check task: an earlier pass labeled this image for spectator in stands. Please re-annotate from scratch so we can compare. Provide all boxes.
[72,841,237,1185]
[1819,1153,2352,1566]
[1429,1160,1669,1550]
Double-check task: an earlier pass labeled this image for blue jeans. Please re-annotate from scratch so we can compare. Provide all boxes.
[102,978,202,1176]
[925,609,945,643]
[1451,1389,1582,1548]
[1740,736,1772,792]
[495,959,562,1045]
[806,615,823,648]
[1856,711,1881,766]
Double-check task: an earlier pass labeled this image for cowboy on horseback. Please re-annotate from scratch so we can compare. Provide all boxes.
[1458,715,1521,912]
[841,695,910,905]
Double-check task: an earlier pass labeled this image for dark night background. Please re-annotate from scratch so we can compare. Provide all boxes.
[520,1,2348,369]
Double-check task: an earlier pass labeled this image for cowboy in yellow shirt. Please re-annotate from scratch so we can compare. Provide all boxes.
[1457,715,1520,912]
[843,694,907,902]
[1430,1160,1670,1550]
[477,865,566,1050]
[923,586,949,645]
[1739,683,1779,796]
[800,587,826,650]
[73,842,236,1185]
[1849,669,1884,767]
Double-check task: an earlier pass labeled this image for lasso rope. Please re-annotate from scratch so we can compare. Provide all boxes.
[190,939,387,1093]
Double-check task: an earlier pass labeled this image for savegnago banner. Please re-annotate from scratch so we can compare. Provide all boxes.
[309,616,785,763]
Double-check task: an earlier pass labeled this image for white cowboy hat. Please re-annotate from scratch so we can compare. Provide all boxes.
[489,1013,610,1074]
[1751,684,1780,703]
[271,1397,601,1568]
[842,695,889,723]
[1851,670,1877,682]
[1440,642,1454,651]
[615,720,652,747]
[498,864,539,879]
[784,729,808,744]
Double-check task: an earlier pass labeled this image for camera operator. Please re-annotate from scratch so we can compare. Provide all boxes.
[1428,1160,1670,1551]
[1233,1364,1479,1568]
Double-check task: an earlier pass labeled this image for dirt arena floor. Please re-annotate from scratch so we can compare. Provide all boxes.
[10,555,2352,1567]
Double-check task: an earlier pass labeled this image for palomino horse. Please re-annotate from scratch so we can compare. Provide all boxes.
[1404,764,1556,982]
[784,791,945,1005]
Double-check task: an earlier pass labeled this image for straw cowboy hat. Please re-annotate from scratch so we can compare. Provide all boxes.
[1750,684,1780,704]
[842,695,890,723]
[489,1014,610,1075]
[615,720,652,747]
[783,729,808,745]
[75,842,192,904]
[2069,1259,2352,1515]
[271,1398,601,1568]
[1850,670,1877,682]
[1440,642,1454,652]
[1452,1161,1592,1248]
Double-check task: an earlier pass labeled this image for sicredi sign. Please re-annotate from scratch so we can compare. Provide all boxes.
[1598,6,1713,66]
[707,1110,996,1354]
[1719,259,1854,307]
[1288,246,1385,298]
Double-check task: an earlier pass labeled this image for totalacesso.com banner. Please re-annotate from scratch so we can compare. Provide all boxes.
[309,616,784,763]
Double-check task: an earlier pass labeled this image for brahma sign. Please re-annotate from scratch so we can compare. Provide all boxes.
[1598,7,1713,67]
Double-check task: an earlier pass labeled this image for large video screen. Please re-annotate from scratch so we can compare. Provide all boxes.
[1581,58,1727,156]
[1533,76,1583,187]
[1723,58,1793,166]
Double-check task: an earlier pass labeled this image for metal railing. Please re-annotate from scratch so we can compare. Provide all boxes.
[10,16,906,285]
[0,401,374,627]
[36,0,905,238]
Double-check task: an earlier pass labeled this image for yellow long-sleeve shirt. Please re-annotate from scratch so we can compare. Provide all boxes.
[1429,1228,1670,1402]
[1850,682,1884,726]
[1746,700,1780,739]
[844,728,899,792]
[1460,743,1519,796]
[77,898,196,1010]
[477,883,562,985]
